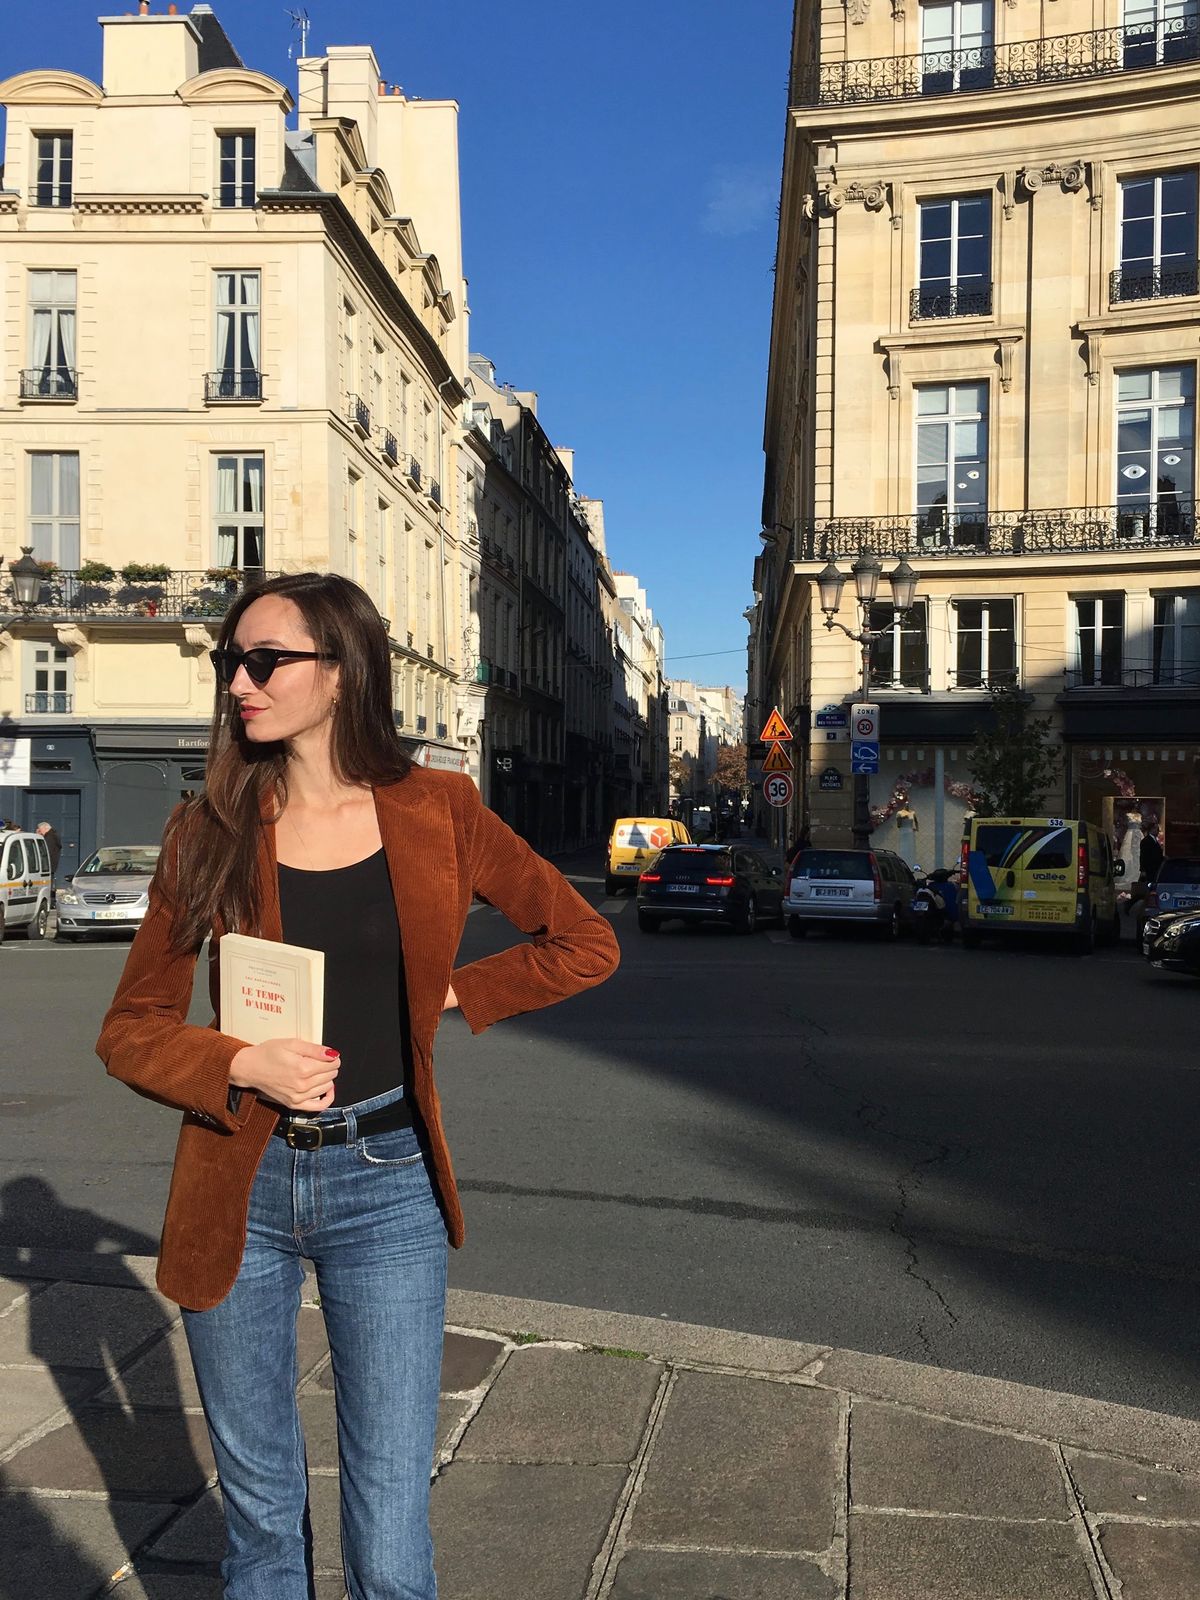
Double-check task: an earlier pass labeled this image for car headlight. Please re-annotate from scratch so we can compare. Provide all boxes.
[57,889,81,906]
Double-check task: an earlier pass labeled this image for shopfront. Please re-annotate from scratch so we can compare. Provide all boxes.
[1063,697,1200,863]
[90,723,211,848]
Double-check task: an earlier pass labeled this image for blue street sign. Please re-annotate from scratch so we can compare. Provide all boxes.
[851,741,880,774]
[815,708,848,729]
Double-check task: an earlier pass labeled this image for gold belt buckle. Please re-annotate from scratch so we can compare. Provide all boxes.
[285,1118,324,1151]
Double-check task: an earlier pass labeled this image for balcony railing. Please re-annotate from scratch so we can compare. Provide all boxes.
[792,17,1200,105]
[792,502,1199,561]
[25,692,72,714]
[349,394,371,436]
[382,430,399,465]
[416,714,428,732]
[429,479,442,506]
[3,567,277,620]
[910,283,993,319]
[1109,262,1200,303]
[205,369,263,402]
[407,457,422,489]
[20,368,78,401]
[947,666,1020,690]
[1065,664,1200,690]
[868,666,931,693]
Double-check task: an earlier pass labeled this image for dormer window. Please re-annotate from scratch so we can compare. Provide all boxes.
[218,133,256,209]
[33,133,73,208]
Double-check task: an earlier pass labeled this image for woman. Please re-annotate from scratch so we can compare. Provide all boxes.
[96,572,619,1599]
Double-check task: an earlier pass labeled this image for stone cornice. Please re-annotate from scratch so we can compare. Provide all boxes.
[1076,305,1200,385]
[877,325,1025,396]
[74,193,206,216]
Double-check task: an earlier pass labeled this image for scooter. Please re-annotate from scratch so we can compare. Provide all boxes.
[911,868,958,944]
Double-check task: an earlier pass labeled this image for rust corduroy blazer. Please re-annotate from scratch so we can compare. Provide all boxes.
[96,767,620,1310]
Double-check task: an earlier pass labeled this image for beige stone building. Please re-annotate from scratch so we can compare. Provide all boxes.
[0,4,477,870]
[754,0,1200,866]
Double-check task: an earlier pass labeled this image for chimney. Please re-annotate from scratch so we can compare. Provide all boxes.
[101,5,200,93]
[138,0,150,12]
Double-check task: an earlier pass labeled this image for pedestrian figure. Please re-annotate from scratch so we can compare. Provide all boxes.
[96,572,619,1599]
[36,822,62,895]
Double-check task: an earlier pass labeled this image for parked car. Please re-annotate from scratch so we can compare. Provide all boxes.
[0,829,54,943]
[55,845,162,941]
[1134,858,1200,938]
[959,816,1119,951]
[1142,907,1200,975]
[636,844,784,933]
[605,817,692,896]
[784,848,917,940]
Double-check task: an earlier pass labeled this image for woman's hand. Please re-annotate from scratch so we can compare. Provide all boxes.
[230,1039,339,1112]
[442,982,458,1011]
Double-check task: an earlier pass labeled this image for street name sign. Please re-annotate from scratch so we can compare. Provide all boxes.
[761,742,794,774]
[764,772,794,807]
[818,766,844,791]
[814,704,848,729]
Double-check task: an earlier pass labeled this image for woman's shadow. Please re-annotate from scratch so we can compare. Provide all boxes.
[0,1177,213,1598]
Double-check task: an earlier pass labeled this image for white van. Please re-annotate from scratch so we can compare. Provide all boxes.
[0,830,53,942]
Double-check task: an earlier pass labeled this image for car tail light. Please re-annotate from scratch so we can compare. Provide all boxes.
[640,872,661,882]
[869,853,882,902]
[1077,840,1088,890]
[706,876,735,886]
[960,839,970,879]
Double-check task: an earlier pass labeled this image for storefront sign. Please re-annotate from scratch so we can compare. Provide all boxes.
[412,744,471,775]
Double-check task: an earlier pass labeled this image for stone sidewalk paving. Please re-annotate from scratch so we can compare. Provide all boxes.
[4,1248,1200,1598]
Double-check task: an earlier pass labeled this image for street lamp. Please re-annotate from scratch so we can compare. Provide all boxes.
[818,549,922,849]
[7,547,43,611]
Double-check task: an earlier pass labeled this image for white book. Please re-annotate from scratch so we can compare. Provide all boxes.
[219,932,325,1047]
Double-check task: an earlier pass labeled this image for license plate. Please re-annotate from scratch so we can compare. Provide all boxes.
[1172,898,1198,910]
[813,886,851,898]
[92,907,133,920]
[617,864,640,873]
[669,884,700,894]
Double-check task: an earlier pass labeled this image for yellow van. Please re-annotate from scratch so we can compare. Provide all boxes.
[960,816,1120,951]
[605,817,692,896]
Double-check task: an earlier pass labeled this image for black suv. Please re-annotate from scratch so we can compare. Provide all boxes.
[636,844,785,934]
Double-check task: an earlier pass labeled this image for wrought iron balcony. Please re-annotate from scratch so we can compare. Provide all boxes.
[429,479,442,506]
[436,722,449,739]
[1109,262,1200,303]
[382,429,399,465]
[791,501,1199,562]
[910,283,993,320]
[3,567,277,621]
[205,369,263,402]
[20,368,78,401]
[867,665,931,693]
[348,394,371,436]
[792,17,1200,106]
[416,714,428,732]
[947,666,1020,690]
[407,457,422,489]
[25,692,72,713]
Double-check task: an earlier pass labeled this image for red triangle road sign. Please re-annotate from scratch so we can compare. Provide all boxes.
[758,708,792,744]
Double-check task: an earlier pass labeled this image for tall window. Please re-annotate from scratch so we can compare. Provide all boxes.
[1153,593,1200,684]
[33,133,72,207]
[953,598,1015,687]
[921,0,994,93]
[1116,173,1199,301]
[1122,0,1200,69]
[378,498,391,594]
[915,381,989,546]
[869,601,928,689]
[29,452,80,568]
[213,453,264,568]
[1074,597,1124,687]
[399,372,410,454]
[372,339,386,428]
[346,468,362,582]
[28,644,72,715]
[218,133,256,209]
[915,196,991,318]
[213,271,260,397]
[1115,366,1195,534]
[343,299,358,392]
[28,271,77,397]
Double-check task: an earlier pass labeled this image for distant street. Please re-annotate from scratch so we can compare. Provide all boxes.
[4,852,1200,1420]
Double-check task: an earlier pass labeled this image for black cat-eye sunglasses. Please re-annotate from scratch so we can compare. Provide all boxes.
[209,647,339,687]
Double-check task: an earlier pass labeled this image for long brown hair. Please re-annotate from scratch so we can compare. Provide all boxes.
[158,572,413,950]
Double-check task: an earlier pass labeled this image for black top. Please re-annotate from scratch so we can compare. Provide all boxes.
[277,849,412,1110]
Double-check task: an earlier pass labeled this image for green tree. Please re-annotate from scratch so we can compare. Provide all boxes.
[966,685,1061,816]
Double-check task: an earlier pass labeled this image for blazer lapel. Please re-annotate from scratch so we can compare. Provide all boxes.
[375,772,461,1036]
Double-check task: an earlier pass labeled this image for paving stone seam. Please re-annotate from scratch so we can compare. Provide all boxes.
[1056,1444,1118,1600]
[621,1540,841,1560]
[432,1338,518,1478]
[1085,1511,1200,1528]
[827,1387,850,1597]
[0,1371,113,1464]
[849,1506,1108,1525]
[589,1364,678,1600]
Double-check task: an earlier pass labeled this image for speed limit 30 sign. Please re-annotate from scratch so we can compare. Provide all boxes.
[764,772,794,807]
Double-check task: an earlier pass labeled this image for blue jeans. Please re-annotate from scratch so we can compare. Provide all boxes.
[182,1087,448,1600]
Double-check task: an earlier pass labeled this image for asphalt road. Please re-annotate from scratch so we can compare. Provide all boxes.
[4,854,1200,1419]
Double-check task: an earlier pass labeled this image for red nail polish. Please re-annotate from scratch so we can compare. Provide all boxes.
[324,1048,338,1058]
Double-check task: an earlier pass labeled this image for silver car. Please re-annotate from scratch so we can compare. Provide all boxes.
[55,845,161,940]
[784,847,918,940]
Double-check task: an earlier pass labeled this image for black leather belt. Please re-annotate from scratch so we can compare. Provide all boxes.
[273,1098,413,1151]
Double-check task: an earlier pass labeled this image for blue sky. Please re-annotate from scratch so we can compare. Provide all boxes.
[2,0,791,687]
